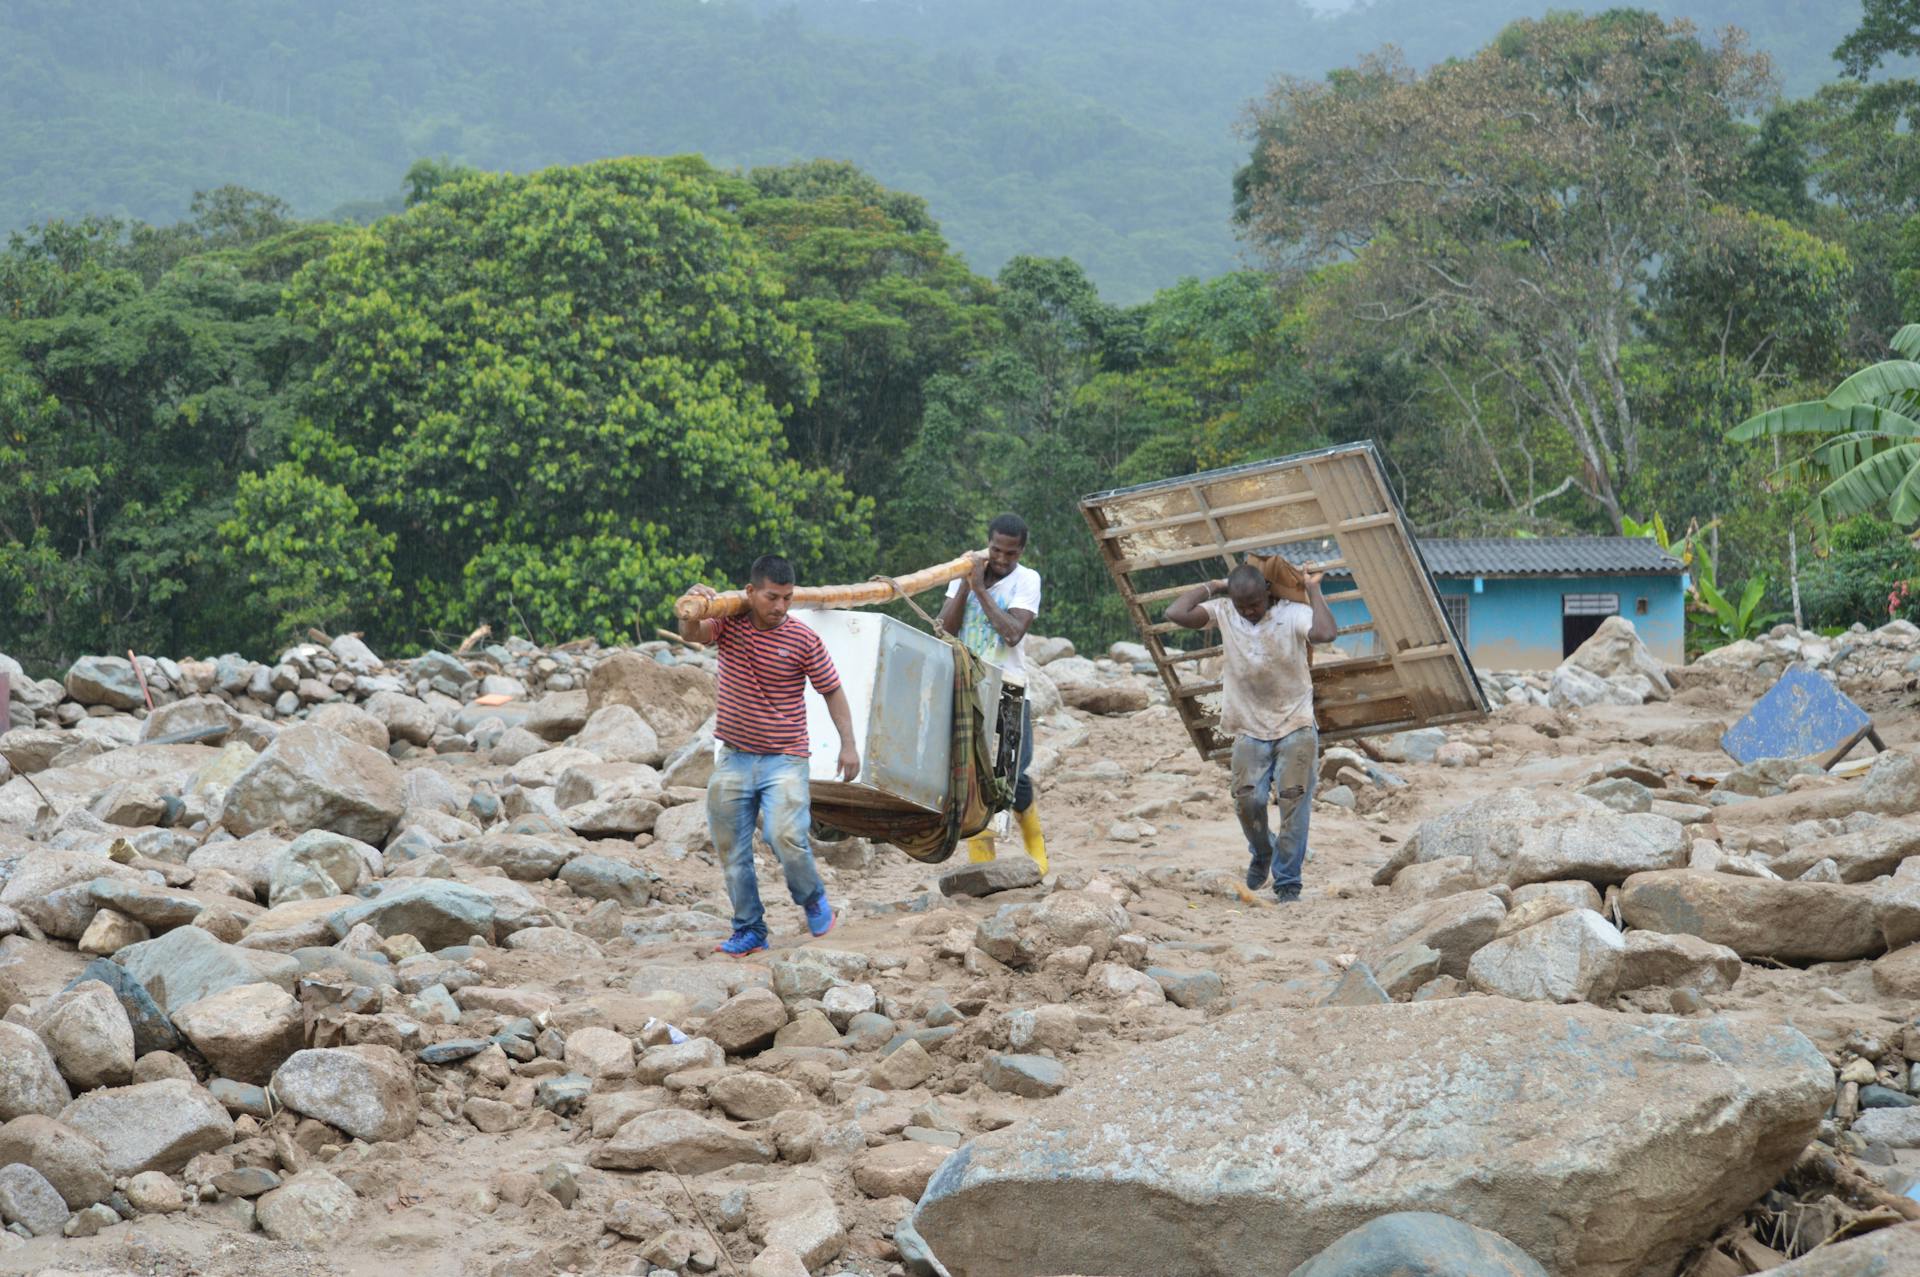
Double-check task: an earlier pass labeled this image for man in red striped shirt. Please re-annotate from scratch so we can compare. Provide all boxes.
[681,555,860,956]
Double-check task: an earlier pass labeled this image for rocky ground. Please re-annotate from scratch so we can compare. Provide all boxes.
[0,616,1917,1277]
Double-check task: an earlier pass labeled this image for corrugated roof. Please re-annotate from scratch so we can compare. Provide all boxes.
[1268,536,1683,578]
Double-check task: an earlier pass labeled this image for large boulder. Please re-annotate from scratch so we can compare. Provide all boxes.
[58,1078,233,1175]
[1767,821,1920,883]
[588,1107,774,1175]
[570,704,662,765]
[1564,616,1673,700]
[1380,790,1686,890]
[1466,909,1625,1004]
[221,725,404,844]
[0,848,142,940]
[0,1115,113,1208]
[0,1022,71,1120]
[363,692,437,748]
[271,1046,418,1142]
[586,652,715,752]
[267,829,379,907]
[115,925,300,1016]
[64,656,144,710]
[307,703,390,753]
[1619,870,1883,963]
[1288,1212,1549,1277]
[140,695,239,745]
[325,880,498,949]
[910,1001,1829,1277]
[1363,889,1508,980]
[173,983,305,1084]
[31,980,134,1091]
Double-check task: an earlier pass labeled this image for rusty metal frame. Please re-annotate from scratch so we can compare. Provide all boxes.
[1080,442,1488,759]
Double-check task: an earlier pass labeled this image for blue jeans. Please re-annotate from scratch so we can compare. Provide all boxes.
[706,745,825,936]
[1231,726,1317,892]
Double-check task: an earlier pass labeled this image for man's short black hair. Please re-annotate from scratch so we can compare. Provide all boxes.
[750,554,796,587]
[987,513,1029,546]
[1227,564,1267,596]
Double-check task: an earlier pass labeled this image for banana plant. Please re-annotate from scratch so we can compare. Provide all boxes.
[1689,543,1783,645]
[1727,325,1920,533]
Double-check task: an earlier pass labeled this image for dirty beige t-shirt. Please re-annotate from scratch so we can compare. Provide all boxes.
[1201,597,1316,742]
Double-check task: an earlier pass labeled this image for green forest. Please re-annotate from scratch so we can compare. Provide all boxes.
[4,2,1920,673]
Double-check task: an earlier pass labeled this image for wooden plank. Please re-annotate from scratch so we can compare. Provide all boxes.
[1164,645,1222,665]
[1096,488,1320,540]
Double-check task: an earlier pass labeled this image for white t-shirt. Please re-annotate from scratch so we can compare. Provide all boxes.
[945,564,1042,679]
[1200,596,1316,741]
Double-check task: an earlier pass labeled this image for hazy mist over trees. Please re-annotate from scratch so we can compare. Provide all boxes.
[0,0,1886,301]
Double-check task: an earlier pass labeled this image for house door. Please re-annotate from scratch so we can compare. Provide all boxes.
[1562,592,1619,656]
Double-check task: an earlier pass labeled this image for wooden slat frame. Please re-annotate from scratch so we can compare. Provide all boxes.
[1080,443,1489,758]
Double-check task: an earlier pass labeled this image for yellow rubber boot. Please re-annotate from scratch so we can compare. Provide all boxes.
[966,832,997,863]
[1016,805,1048,875]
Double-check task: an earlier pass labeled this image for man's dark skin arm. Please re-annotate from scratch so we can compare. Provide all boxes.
[939,550,1036,646]
[1304,571,1338,644]
[1166,579,1227,630]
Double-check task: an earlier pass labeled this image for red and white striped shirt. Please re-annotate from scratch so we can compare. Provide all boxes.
[711,615,842,756]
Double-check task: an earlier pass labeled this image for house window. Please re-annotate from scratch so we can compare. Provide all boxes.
[1635,597,1648,616]
[1440,594,1469,643]
[1561,591,1620,658]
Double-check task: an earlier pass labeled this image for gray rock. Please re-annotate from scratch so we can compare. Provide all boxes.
[1619,870,1883,963]
[67,959,183,1056]
[114,925,300,1017]
[173,983,305,1085]
[1769,820,1920,883]
[1578,777,1653,815]
[0,1162,70,1236]
[982,1053,1066,1098]
[1564,617,1673,699]
[1321,963,1391,1007]
[64,656,143,710]
[1385,790,1685,890]
[442,831,575,881]
[1374,728,1447,765]
[1287,1211,1549,1277]
[557,854,652,908]
[0,1116,111,1209]
[704,988,789,1056]
[911,1001,1828,1277]
[1146,966,1225,1009]
[0,1023,71,1121]
[220,724,404,844]
[31,980,134,1091]
[1466,909,1625,1004]
[569,704,661,764]
[140,696,239,745]
[267,829,377,907]
[363,692,437,748]
[1852,1106,1920,1149]
[1372,945,1443,1000]
[1861,751,1920,815]
[256,1168,358,1244]
[325,880,498,949]
[1364,889,1508,980]
[270,1046,418,1142]
[1721,756,1823,799]
[588,1108,775,1174]
[1616,931,1743,995]
[940,859,1044,898]
[58,1078,233,1175]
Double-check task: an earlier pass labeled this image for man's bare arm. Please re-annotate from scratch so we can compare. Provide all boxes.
[678,585,720,644]
[1166,580,1225,630]
[1304,572,1337,644]
[824,686,860,782]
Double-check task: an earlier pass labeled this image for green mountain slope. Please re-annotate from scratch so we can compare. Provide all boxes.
[0,0,1881,300]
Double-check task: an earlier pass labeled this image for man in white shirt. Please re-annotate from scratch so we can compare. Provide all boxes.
[938,512,1046,872]
[1165,562,1337,902]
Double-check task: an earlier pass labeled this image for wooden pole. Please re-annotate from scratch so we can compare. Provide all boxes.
[674,554,979,622]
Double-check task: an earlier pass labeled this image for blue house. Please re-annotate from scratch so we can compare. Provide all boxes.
[1287,537,1687,671]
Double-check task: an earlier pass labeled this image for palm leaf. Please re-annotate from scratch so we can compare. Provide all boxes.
[1728,401,1920,443]
[1736,575,1767,629]
[1806,442,1920,530]
[1825,360,1920,410]
[1893,324,1920,360]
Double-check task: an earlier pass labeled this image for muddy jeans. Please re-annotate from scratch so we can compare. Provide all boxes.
[707,744,826,936]
[1230,725,1318,892]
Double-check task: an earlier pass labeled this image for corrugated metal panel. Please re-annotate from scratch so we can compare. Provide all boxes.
[1269,536,1682,577]
[1081,443,1488,759]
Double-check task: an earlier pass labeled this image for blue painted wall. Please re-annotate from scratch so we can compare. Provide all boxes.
[1325,573,1686,670]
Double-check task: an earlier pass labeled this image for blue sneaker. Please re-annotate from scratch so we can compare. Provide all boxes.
[715,928,768,957]
[804,895,835,938]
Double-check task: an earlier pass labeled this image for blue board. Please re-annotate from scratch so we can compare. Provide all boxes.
[1720,666,1872,765]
